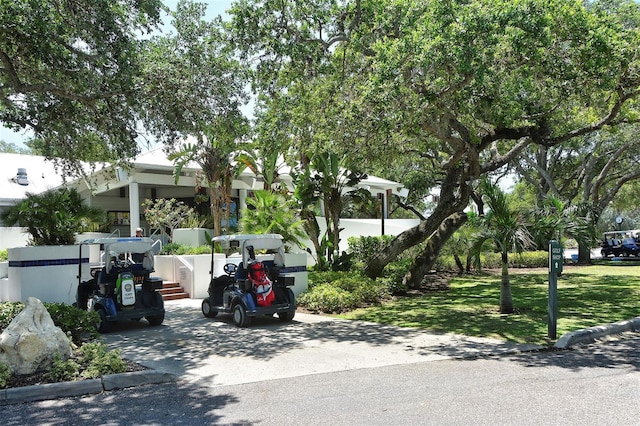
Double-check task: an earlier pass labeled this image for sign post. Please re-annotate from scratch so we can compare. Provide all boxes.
[548,240,563,339]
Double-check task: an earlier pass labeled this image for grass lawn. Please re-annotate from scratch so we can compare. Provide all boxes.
[338,264,640,346]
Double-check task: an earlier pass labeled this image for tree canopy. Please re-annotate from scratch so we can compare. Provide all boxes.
[228,0,640,284]
[3,0,640,282]
[0,0,164,175]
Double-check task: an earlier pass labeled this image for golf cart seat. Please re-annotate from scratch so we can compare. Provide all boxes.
[235,262,247,280]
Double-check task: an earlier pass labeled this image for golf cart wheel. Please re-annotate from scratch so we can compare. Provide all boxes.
[146,311,165,326]
[96,308,113,333]
[202,297,218,318]
[232,304,251,327]
[278,310,295,322]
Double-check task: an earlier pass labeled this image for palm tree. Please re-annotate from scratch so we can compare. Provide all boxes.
[472,179,534,314]
[310,151,367,265]
[527,196,596,259]
[240,190,307,250]
[0,188,103,245]
[170,124,247,237]
[237,147,289,191]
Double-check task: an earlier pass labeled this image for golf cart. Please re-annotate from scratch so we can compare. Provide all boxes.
[201,234,296,327]
[600,231,639,258]
[76,237,165,333]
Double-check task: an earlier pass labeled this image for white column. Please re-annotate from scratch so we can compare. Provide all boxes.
[239,189,247,212]
[383,189,391,219]
[128,180,140,236]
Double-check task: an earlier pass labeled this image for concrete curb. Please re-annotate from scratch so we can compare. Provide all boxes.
[554,317,640,349]
[0,370,176,405]
[102,370,176,391]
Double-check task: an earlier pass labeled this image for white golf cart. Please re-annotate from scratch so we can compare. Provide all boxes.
[76,237,165,332]
[201,234,296,327]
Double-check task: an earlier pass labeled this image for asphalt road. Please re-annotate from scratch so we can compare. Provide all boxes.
[0,299,638,425]
[0,333,637,425]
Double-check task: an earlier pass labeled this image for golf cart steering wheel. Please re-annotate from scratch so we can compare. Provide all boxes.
[223,263,237,276]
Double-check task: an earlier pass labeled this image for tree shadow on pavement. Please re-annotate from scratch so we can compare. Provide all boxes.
[0,382,243,426]
[488,332,640,372]
[100,301,540,379]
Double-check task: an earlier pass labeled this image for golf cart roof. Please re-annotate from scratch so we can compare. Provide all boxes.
[211,234,284,243]
[79,237,156,255]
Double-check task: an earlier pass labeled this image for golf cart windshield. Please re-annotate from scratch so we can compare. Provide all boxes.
[211,234,286,266]
[80,237,156,273]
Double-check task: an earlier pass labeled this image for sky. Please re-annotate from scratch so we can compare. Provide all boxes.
[0,0,234,149]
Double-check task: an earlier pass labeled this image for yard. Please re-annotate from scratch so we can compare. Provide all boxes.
[338,264,640,346]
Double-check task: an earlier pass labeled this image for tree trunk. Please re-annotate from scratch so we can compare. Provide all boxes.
[500,252,514,314]
[577,240,592,264]
[402,212,468,288]
[210,185,224,237]
[365,167,471,278]
[302,209,326,270]
[453,253,464,274]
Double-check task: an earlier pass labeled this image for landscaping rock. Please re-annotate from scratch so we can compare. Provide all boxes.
[0,297,72,375]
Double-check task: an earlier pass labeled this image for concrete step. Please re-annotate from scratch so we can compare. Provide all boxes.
[160,286,186,294]
[162,292,191,301]
[158,281,190,300]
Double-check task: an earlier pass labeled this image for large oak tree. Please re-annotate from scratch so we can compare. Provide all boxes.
[228,0,640,287]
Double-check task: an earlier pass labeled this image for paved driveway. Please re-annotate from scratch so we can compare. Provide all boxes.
[101,299,541,388]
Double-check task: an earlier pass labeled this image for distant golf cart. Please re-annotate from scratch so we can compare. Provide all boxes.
[600,231,640,258]
[76,237,165,333]
[201,234,296,327]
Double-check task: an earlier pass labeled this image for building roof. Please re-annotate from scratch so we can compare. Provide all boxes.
[0,148,407,202]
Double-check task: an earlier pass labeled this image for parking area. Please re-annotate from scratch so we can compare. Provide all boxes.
[100,299,541,388]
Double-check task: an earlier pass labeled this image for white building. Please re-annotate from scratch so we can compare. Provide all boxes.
[1,149,412,251]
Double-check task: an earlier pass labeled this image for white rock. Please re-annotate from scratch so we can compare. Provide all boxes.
[0,297,72,375]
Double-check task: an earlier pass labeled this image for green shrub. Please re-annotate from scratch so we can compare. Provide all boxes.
[0,249,7,261]
[509,251,548,268]
[0,302,25,330]
[44,303,100,345]
[43,353,80,382]
[347,235,394,264]
[160,242,186,255]
[160,243,211,255]
[432,250,549,271]
[36,342,127,383]
[298,284,357,313]
[308,271,352,289]
[78,341,127,378]
[0,362,10,388]
[432,254,459,271]
[378,259,411,295]
[301,271,390,313]
[189,245,213,255]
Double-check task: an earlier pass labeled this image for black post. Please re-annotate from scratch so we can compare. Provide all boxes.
[548,240,562,340]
